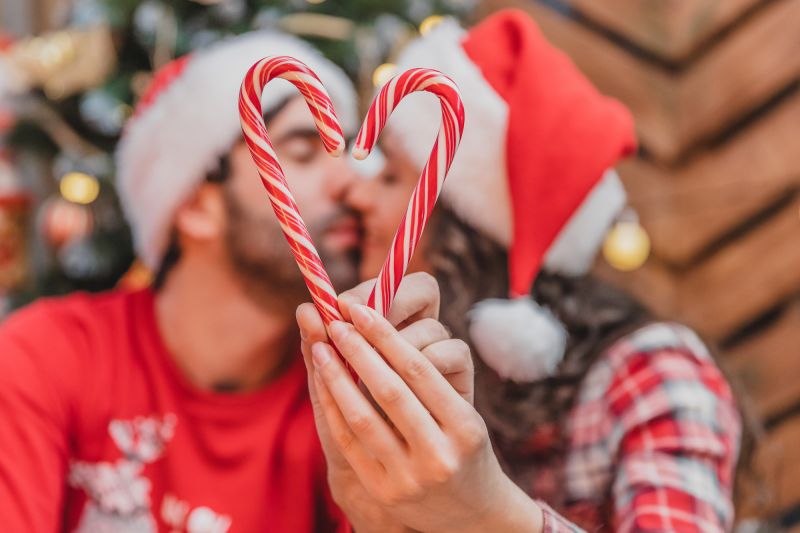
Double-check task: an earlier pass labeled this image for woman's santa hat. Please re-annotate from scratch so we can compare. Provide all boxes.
[116,31,357,270]
[389,10,637,382]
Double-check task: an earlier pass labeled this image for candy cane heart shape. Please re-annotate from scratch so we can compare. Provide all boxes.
[353,68,466,317]
[238,56,346,325]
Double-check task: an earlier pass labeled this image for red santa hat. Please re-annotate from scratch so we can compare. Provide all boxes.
[116,31,357,270]
[389,10,637,382]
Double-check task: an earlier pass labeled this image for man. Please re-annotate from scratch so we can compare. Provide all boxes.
[0,31,458,532]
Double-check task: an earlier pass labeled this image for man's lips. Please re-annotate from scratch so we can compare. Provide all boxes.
[324,216,362,249]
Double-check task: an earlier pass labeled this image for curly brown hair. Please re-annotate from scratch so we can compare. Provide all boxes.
[425,203,766,519]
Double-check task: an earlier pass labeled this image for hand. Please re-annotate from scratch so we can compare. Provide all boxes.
[298,273,472,533]
[303,289,544,532]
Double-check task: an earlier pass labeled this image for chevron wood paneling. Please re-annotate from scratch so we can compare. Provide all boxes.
[480,0,800,525]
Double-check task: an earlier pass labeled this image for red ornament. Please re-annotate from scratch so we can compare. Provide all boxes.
[40,197,93,248]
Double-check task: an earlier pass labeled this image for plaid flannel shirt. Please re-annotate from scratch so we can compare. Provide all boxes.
[536,322,741,533]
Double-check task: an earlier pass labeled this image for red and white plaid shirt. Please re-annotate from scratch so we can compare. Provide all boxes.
[533,322,741,532]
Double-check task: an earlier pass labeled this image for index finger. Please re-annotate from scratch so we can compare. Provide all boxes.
[338,272,440,328]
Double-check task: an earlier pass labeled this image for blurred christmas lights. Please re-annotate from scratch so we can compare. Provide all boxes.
[60,171,100,205]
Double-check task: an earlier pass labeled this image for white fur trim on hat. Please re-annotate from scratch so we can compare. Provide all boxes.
[389,19,513,248]
[469,297,567,382]
[116,31,357,270]
[544,169,627,276]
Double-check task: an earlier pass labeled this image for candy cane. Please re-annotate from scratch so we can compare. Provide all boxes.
[238,56,346,325]
[239,58,464,323]
[354,68,465,317]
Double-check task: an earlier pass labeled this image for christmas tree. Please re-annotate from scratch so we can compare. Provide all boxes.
[0,0,474,315]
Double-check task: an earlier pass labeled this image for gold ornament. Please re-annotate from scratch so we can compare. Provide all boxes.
[602,221,651,272]
[420,15,445,36]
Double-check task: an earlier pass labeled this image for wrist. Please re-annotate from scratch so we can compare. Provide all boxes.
[331,479,407,533]
[466,475,544,533]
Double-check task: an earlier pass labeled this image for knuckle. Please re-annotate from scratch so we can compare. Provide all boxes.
[404,355,434,382]
[383,478,423,506]
[422,318,450,341]
[331,426,357,452]
[452,339,473,366]
[426,453,460,484]
[375,383,404,406]
[347,414,373,435]
[337,327,360,352]
[412,271,438,297]
[457,416,489,453]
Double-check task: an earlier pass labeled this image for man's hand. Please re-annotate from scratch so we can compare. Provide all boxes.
[297,273,472,533]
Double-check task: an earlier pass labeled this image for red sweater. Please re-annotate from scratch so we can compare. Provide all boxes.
[0,288,348,532]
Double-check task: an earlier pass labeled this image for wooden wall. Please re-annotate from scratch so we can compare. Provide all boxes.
[478,0,800,526]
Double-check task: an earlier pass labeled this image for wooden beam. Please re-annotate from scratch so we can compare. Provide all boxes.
[619,90,800,266]
[561,0,764,61]
[679,202,800,340]
[727,304,800,421]
[746,418,800,517]
[678,0,800,152]
[482,0,800,163]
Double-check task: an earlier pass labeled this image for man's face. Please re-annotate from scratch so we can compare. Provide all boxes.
[222,96,360,309]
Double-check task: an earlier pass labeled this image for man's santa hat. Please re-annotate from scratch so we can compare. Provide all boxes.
[389,10,637,382]
[116,31,357,270]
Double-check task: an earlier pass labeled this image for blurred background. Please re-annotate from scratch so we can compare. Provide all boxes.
[0,0,797,528]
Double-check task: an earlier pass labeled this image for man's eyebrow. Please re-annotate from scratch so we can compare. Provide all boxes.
[271,127,322,146]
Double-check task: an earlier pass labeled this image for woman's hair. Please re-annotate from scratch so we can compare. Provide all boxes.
[427,204,650,441]
[426,203,763,512]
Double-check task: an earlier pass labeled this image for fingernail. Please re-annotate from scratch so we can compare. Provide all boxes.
[351,304,373,327]
[329,320,349,341]
[311,342,331,368]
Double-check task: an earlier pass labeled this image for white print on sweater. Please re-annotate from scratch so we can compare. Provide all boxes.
[68,413,229,533]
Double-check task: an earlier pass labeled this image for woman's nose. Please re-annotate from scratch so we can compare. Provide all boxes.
[325,155,359,202]
[344,173,376,214]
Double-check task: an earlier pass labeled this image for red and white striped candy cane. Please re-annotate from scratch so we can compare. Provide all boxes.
[238,56,346,325]
[354,68,465,317]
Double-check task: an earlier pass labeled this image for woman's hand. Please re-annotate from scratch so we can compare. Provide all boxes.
[298,273,473,533]
[298,273,544,533]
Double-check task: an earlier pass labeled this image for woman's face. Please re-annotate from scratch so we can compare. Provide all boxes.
[346,132,434,281]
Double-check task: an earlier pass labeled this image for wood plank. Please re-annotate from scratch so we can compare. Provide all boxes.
[746,419,800,517]
[619,90,800,266]
[679,0,800,152]
[679,202,800,340]
[727,304,800,421]
[482,0,800,163]
[561,0,764,61]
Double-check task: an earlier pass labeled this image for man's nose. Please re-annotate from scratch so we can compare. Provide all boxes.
[326,154,360,202]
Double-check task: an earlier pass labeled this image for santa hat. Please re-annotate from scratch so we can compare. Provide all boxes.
[116,31,357,270]
[389,10,637,382]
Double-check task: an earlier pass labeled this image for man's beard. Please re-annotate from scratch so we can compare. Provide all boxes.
[222,187,360,313]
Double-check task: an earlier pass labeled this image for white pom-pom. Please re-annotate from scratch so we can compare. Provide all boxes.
[468,298,567,383]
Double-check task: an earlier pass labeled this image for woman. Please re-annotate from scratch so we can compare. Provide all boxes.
[339,10,742,532]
